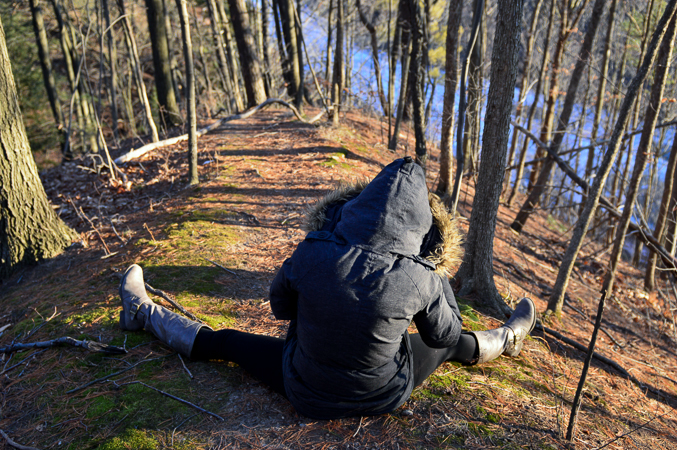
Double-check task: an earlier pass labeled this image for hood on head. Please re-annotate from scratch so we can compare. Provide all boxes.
[303,159,463,276]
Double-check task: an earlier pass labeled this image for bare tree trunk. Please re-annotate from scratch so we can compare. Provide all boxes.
[175,0,198,185]
[504,0,545,195]
[331,0,345,127]
[117,0,159,142]
[463,0,483,174]
[325,0,333,92]
[145,0,182,127]
[260,0,272,96]
[218,0,246,110]
[0,17,77,280]
[388,36,411,149]
[436,0,462,196]
[407,0,426,170]
[206,0,240,112]
[506,0,555,206]
[102,0,120,144]
[454,0,523,315]
[356,0,388,116]
[29,0,64,132]
[646,134,677,290]
[546,0,677,315]
[511,0,606,234]
[228,0,267,107]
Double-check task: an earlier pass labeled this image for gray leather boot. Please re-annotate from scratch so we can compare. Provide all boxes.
[119,264,210,357]
[469,297,536,364]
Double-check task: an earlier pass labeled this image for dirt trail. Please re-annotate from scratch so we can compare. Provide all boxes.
[1,109,676,449]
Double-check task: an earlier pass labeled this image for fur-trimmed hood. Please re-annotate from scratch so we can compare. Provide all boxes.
[303,164,463,277]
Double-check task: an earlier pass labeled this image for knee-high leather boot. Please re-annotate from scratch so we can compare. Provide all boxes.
[469,297,536,364]
[119,264,211,357]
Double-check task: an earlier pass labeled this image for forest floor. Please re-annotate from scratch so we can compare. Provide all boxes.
[1,108,677,449]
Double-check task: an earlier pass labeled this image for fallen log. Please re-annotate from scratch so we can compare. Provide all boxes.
[115,98,331,164]
[0,337,127,355]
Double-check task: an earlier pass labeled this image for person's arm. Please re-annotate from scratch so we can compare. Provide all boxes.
[441,276,462,323]
[413,276,462,348]
[269,258,298,320]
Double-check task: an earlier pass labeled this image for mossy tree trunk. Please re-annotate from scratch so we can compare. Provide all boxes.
[0,18,77,280]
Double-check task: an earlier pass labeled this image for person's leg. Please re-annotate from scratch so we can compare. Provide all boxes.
[191,329,287,397]
[410,333,478,387]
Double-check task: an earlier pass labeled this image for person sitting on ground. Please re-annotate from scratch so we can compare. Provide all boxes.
[119,157,536,420]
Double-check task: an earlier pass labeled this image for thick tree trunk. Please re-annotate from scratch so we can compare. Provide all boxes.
[454,0,524,315]
[511,0,606,234]
[0,18,76,280]
[228,0,267,107]
[546,0,677,315]
[175,0,198,185]
[436,0,462,196]
[145,0,182,127]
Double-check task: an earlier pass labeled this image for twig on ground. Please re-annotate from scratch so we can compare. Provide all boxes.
[144,284,203,323]
[0,337,126,356]
[67,355,168,394]
[202,256,237,276]
[177,354,193,379]
[563,299,625,348]
[115,380,224,421]
[0,350,47,376]
[0,429,41,450]
[69,198,111,255]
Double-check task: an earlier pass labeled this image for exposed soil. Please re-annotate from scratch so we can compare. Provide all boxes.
[1,108,676,449]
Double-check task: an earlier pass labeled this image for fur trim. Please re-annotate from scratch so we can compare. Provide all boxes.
[303,180,369,233]
[304,182,464,276]
[426,192,463,276]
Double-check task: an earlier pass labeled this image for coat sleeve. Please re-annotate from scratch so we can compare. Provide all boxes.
[441,276,462,323]
[269,258,298,320]
[412,275,462,348]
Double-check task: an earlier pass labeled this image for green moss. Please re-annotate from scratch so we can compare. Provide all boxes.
[546,214,567,233]
[95,429,158,450]
[87,396,116,419]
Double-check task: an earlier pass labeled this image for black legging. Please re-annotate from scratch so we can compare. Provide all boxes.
[190,330,478,398]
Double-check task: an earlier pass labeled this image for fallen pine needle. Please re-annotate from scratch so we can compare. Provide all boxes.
[67,355,168,394]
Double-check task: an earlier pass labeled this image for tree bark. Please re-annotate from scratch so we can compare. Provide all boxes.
[546,0,677,315]
[454,0,523,315]
[102,0,120,144]
[144,0,182,127]
[511,0,606,234]
[436,0,462,196]
[0,18,77,280]
[228,0,267,107]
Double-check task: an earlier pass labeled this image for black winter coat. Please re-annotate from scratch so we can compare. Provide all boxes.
[270,158,464,419]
